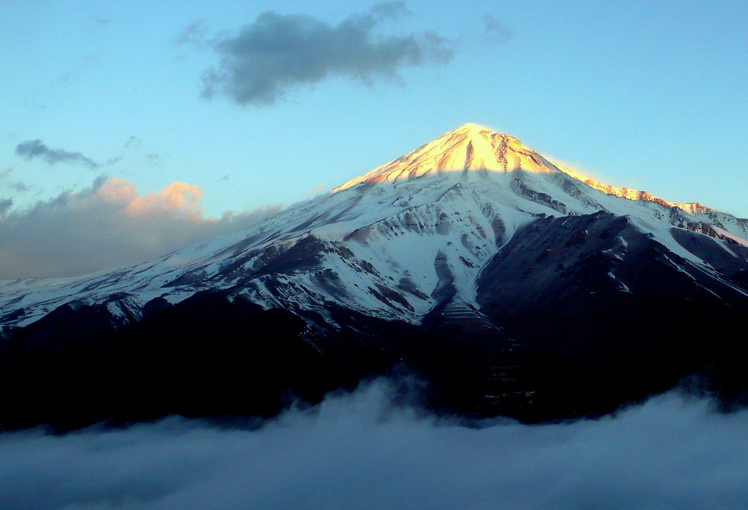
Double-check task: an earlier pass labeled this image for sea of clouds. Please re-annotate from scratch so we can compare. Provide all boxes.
[2,379,748,510]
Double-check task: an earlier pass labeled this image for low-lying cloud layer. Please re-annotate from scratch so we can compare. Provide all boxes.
[2,381,747,510]
[0,176,279,279]
[199,2,454,106]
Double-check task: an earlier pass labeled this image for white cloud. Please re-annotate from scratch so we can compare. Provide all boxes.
[1,381,747,510]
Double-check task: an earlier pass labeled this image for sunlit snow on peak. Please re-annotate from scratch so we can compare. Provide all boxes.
[455,122,492,132]
[334,125,558,192]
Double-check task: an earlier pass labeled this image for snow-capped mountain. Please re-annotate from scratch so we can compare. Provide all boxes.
[2,123,748,430]
[2,123,747,331]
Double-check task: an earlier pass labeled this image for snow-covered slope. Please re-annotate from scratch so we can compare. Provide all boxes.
[2,124,748,332]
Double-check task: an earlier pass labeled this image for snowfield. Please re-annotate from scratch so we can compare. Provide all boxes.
[2,123,748,331]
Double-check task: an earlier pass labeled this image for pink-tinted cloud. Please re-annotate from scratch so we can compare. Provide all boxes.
[0,177,280,279]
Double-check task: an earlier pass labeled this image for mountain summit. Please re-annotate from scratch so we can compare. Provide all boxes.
[2,124,748,429]
[335,123,556,191]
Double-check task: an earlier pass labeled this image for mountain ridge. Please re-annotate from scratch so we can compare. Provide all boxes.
[2,124,747,331]
[2,124,748,429]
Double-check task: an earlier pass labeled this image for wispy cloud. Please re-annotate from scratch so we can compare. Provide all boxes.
[0,199,11,216]
[8,182,28,193]
[0,168,28,197]
[15,140,100,169]
[197,2,455,106]
[124,135,142,150]
[1,381,747,509]
[15,136,144,170]
[176,18,211,46]
[308,184,327,196]
[0,177,280,278]
[483,14,513,43]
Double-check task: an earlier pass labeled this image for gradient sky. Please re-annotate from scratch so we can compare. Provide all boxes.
[1,0,747,277]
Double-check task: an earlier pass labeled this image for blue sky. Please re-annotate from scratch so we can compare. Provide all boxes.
[1,0,747,277]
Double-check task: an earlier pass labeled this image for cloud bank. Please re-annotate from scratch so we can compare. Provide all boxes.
[199,2,454,106]
[0,177,279,279]
[1,381,747,510]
